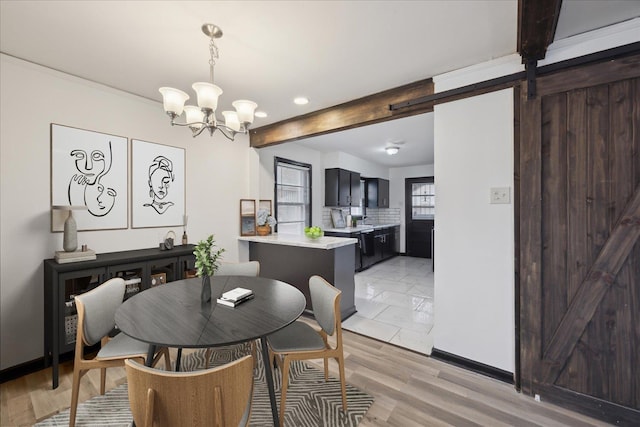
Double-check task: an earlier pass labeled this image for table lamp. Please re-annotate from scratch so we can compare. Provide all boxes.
[52,205,88,252]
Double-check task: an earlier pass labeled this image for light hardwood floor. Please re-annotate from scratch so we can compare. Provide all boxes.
[1,327,610,426]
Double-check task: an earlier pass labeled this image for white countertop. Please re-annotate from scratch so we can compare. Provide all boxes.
[238,233,357,249]
[324,223,401,233]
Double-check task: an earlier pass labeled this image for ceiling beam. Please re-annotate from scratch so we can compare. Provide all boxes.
[518,0,563,61]
[249,78,433,148]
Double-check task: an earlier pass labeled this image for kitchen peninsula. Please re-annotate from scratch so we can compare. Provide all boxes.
[238,234,357,320]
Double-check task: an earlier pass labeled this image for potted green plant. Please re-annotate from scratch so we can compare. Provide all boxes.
[193,234,225,302]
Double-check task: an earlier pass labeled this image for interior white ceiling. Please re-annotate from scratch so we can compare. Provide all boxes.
[1,1,637,168]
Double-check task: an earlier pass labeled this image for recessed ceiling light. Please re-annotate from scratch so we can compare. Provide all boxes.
[255,111,267,118]
[385,146,400,155]
[294,97,309,105]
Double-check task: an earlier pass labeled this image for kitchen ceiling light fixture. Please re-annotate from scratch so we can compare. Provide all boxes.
[385,146,400,155]
[159,24,258,140]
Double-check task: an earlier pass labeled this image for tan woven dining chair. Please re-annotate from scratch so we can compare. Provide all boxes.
[125,355,254,427]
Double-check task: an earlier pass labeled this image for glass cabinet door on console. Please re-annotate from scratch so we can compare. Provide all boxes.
[179,254,197,279]
[148,258,178,287]
[107,262,148,298]
[57,268,106,351]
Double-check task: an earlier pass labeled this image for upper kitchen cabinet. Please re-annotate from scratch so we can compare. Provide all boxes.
[365,178,390,208]
[325,168,361,207]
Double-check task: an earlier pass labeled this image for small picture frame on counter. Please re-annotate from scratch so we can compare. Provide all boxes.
[240,199,256,236]
[331,209,346,228]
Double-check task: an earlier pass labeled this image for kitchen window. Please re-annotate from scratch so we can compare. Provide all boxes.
[274,157,311,235]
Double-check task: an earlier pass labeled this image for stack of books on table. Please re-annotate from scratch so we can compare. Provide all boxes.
[216,287,255,307]
[55,249,96,264]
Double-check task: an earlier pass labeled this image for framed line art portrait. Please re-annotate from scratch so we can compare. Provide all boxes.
[50,124,128,231]
[131,139,185,228]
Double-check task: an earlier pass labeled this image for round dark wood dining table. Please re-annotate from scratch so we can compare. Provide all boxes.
[115,275,306,426]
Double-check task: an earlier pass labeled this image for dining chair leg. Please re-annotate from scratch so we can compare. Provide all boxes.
[324,356,329,380]
[163,349,171,371]
[250,340,258,368]
[338,354,347,410]
[204,348,212,368]
[279,357,291,427]
[100,367,107,394]
[69,368,82,427]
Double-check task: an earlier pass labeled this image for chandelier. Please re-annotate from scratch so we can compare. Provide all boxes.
[159,24,258,140]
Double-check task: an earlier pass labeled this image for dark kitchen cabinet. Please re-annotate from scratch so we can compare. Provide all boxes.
[359,230,376,270]
[326,226,398,272]
[365,178,390,208]
[393,225,400,254]
[373,227,393,262]
[325,168,360,207]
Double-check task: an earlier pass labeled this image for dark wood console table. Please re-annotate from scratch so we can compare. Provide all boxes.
[43,245,195,389]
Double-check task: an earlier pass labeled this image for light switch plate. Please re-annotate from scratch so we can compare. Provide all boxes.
[490,187,511,204]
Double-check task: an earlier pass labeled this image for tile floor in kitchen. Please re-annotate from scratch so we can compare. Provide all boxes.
[342,255,434,355]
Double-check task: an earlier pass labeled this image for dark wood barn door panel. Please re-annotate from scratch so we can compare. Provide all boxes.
[520,55,640,424]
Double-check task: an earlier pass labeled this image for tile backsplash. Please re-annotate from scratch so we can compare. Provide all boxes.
[322,207,401,228]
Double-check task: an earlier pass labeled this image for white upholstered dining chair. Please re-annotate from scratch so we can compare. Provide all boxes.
[267,275,347,426]
[69,277,170,427]
[217,260,260,277]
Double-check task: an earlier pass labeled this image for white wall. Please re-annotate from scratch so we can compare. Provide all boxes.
[426,17,640,374]
[0,55,252,370]
[324,151,389,180]
[433,88,515,372]
[389,164,434,252]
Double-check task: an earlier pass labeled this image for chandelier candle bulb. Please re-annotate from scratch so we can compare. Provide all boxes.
[222,111,241,132]
[184,106,205,129]
[191,82,222,111]
[232,100,258,124]
[159,87,189,116]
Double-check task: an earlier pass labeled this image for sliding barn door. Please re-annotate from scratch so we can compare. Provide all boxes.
[519,54,640,424]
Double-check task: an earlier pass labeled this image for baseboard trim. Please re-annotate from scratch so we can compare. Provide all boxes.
[0,356,48,384]
[431,348,514,384]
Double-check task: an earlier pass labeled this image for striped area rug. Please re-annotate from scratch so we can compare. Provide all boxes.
[36,344,374,426]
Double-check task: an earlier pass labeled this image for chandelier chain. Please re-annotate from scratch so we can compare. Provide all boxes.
[209,36,219,84]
